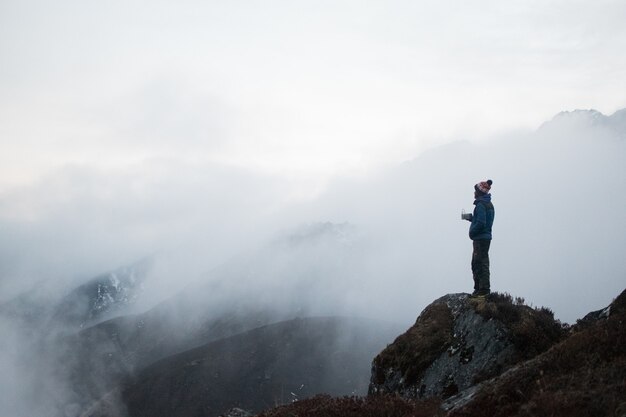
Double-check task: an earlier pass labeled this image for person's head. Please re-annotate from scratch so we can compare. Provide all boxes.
[474,179,493,198]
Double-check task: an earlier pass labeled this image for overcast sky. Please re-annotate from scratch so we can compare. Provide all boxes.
[1,0,625,190]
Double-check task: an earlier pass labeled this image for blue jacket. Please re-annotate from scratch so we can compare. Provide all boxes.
[469,195,495,240]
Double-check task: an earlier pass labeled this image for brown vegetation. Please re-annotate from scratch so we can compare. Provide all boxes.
[256,394,442,417]
[255,290,626,417]
[451,290,626,417]
[372,303,454,385]
[471,292,567,360]
[372,293,566,389]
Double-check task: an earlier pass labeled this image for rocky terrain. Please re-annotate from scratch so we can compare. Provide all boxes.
[444,289,626,417]
[369,292,566,399]
[260,289,626,417]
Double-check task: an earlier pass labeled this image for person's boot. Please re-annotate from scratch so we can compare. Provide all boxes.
[470,289,491,299]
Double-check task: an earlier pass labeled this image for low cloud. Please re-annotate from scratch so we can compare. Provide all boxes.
[0,109,624,417]
[2,109,625,318]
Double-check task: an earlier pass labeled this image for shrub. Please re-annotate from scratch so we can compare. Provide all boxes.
[372,303,454,386]
[471,292,567,360]
[451,290,626,417]
[256,394,442,417]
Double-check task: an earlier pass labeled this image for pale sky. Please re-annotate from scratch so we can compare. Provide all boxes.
[1,0,625,189]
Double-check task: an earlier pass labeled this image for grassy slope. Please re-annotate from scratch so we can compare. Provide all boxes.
[450,289,626,417]
[256,290,625,417]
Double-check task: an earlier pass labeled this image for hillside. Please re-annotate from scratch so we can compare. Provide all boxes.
[259,289,626,417]
[446,289,626,417]
[85,317,400,417]
[369,292,566,399]
[61,304,289,413]
[1,107,624,417]
[0,260,150,332]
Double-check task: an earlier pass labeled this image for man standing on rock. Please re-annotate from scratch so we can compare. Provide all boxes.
[464,180,495,298]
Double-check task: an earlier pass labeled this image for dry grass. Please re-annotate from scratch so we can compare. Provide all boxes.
[471,292,567,361]
[451,289,626,417]
[256,394,442,417]
[373,293,566,388]
[256,290,626,417]
[372,303,454,386]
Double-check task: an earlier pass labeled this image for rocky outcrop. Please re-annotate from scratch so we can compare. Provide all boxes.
[369,293,565,400]
[445,289,626,417]
[574,288,626,332]
[250,289,625,417]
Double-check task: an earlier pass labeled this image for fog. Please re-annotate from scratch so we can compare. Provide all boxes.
[1,111,625,416]
[5,110,623,321]
[2,1,626,415]
[304,111,626,322]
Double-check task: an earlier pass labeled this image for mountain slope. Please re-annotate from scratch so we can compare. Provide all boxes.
[0,259,151,332]
[52,259,151,329]
[63,304,287,413]
[114,316,400,417]
[64,222,363,411]
[253,289,625,417]
[369,293,565,399]
[447,289,626,417]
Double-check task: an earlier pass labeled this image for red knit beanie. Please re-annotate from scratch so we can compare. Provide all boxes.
[475,179,493,194]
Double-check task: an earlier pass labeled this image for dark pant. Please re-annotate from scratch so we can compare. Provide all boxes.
[472,240,491,292]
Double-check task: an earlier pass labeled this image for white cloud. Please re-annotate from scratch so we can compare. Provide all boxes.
[2,0,625,188]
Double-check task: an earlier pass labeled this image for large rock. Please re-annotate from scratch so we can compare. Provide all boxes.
[369,293,565,399]
[445,289,626,417]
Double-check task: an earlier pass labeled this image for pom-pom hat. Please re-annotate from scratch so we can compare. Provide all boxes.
[475,179,493,194]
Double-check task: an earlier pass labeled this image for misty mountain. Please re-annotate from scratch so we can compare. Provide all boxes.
[45,221,368,413]
[540,108,626,137]
[51,259,152,329]
[0,260,151,332]
[0,285,52,328]
[115,316,400,417]
[1,108,625,417]
[307,107,626,323]
[3,108,625,325]
[62,303,287,411]
[71,220,360,366]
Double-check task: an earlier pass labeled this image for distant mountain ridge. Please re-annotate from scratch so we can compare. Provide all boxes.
[52,259,151,329]
[0,259,151,332]
[540,108,626,137]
